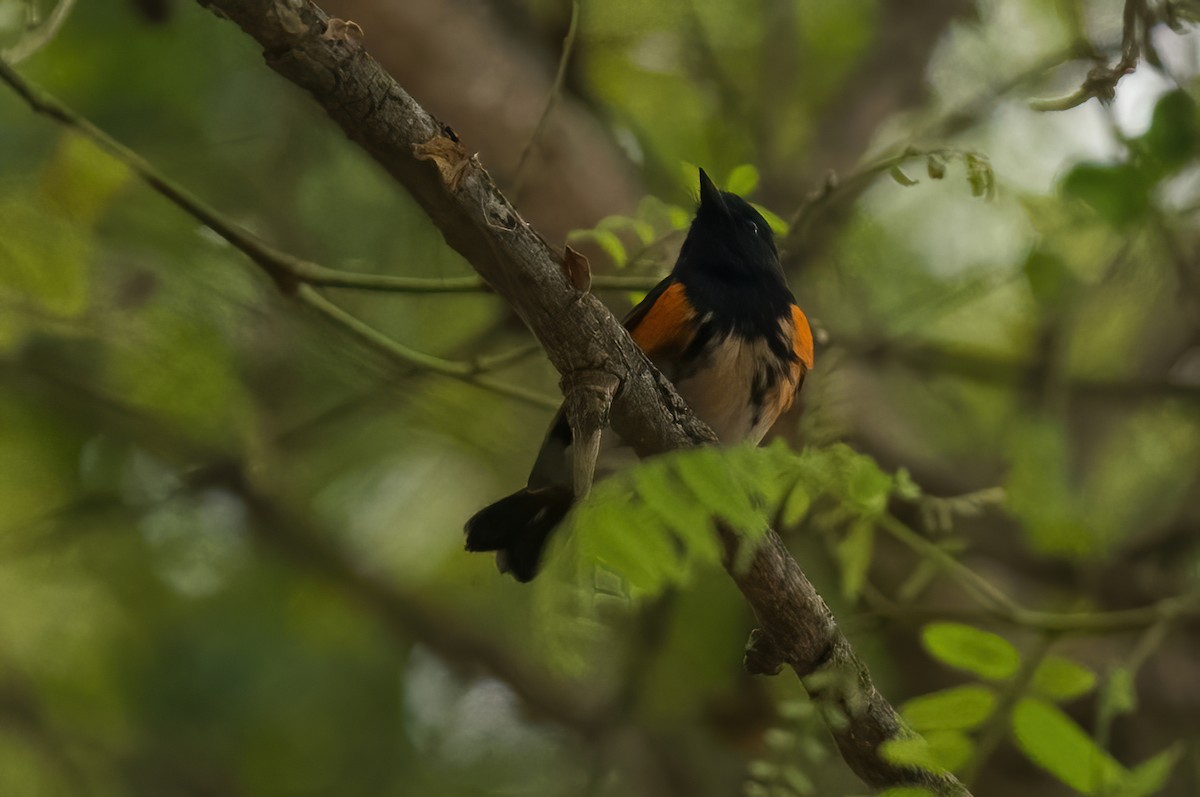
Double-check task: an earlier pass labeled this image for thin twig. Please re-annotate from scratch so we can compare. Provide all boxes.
[0,57,557,409]
[511,0,582,201]
[1030,0,1151,112]
[2,0,77,63]
[296,287,558,408]
[876,515,1200,634]
[785,146,991,249]
[305,269,660,293]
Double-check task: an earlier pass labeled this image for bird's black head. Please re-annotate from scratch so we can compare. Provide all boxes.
[675,168,785,285]
[669,169,795,342]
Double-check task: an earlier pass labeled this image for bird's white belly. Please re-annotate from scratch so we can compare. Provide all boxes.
[674,333,788,444]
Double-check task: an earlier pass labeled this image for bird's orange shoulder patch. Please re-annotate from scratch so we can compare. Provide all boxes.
[791,305,814,370]
[629,283,697,357]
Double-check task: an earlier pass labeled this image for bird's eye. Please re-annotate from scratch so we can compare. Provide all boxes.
[747,221,758,235]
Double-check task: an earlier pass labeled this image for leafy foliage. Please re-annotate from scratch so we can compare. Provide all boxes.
[544,441,909,599]
[1011,699,1178,797]
[900,685,997,732]
[920,623,1021,682]
[1030,655,1097,702]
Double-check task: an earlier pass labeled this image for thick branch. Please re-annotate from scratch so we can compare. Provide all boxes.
[196,0,712,457]
[197,1,969,792]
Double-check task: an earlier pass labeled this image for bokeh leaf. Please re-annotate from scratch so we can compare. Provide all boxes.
[900,685,997,731]
[1012,698,1125,793]
[1061,162,1150,226]
[725,163,760,195]
[921,623,1020,681]
[1032,655,1098,702]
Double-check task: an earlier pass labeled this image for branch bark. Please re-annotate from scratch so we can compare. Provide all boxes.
[319,0,641,241]
[191,2,970,792]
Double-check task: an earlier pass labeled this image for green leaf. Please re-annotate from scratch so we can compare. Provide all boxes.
[1032,655,1098,702]
[574,494,662,591]
[879,730,972,774]
[889,165,918,187]
[680,160,702,194]
[1100,667,1137,718]
[1005,419,1097,559]
[780,765,814,795]
[900,685,997,731]
[568,228,627,267]
[925,731,974,772]
[1012,698,1126,794]
[893,468,922,501]
[0,200,90,337]
[631,219,657,245]
[921,623,1020,681]
[1118,744,1183,797]
[725,164,760,195]
[746,759,776,780]
[674,448,766,538]
[1061,162,1150,226]
[595,214,657,246]
[1140,90,1197,172]
[781,483,812,527]
[926,155,946,180]
[41,132,132,225]
[834,518,874,600]
[1023,249,1079,307]
[666,204,692,230]
[964,154,995,199]
[763,728,796,751]
[633,464,720,566]
[750,203,790,236]
[844,454,893,516]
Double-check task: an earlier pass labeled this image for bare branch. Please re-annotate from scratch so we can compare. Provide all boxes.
[1030,0,1160,112]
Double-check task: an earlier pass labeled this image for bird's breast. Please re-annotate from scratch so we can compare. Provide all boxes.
[664,314,802,444]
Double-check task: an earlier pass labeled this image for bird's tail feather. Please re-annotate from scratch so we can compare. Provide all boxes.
[464,486,573,582]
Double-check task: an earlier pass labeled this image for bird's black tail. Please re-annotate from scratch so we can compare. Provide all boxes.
[464,486,574,582]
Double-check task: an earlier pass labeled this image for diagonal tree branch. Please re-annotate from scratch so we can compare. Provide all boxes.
[27,1,973,792]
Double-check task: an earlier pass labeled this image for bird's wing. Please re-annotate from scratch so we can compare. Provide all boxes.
[624,276,697,359]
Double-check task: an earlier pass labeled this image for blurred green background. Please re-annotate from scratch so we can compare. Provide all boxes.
[1,0,1199,794]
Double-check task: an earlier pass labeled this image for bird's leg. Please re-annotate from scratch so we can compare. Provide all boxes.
[561,369,620,498]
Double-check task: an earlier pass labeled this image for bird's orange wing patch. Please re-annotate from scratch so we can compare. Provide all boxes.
[791,305,814,370]
[629,282,697,358]
[775,305,814,417]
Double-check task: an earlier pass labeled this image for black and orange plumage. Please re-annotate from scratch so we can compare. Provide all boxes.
[466,168,813,581]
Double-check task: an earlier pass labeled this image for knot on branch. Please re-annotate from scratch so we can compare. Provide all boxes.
[561,369,620,498]
[414,130,473,192]
[743,627,785,676]
[322,18,364,48]
[270,0,309,36]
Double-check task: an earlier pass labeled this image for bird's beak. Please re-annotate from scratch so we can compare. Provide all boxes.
[698,168,726,215]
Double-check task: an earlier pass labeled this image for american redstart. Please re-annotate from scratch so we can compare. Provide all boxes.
[466,168,814,581]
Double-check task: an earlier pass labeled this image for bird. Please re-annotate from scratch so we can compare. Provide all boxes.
[465,168,814,581]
